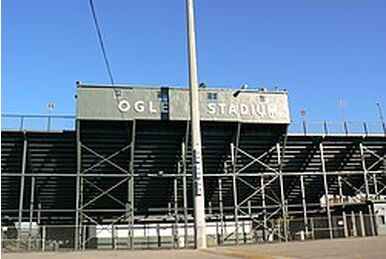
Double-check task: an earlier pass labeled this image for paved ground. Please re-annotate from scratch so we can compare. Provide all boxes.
[3,236,386,259]
[212,236,386,258]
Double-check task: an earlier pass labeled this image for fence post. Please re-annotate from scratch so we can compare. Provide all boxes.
[42,226,46,252]
[157,224,161,248]
[351,212,357,237]
[112,224,116,249]
[82,225,87,250]
[310,218,315,239]
[276,219,281,242]
[359,211,366,237]
[242,221,247,244]
[342,212,348,238]
[172,223,176,248]
[368,205,376,236]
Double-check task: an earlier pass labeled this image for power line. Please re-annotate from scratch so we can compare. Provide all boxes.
[88,0,115,85]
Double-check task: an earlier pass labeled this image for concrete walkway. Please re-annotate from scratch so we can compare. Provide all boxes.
[212,236,386,259]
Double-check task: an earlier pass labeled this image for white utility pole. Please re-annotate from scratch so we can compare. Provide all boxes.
[186,0,207,249]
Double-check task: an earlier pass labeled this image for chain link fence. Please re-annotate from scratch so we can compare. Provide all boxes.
[1,214,379,253]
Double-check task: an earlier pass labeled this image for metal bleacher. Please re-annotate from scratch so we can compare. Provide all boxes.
[1,86,385,249]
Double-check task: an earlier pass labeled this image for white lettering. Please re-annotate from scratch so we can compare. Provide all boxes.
[228,104,239,116]
[218,103,226,114]
[117,98,279,119]
[255,104,265,117]
[207,103,216,114]
[118,100,130,112]
[149,101,157,113]
[240,104,249,115]
[134,101,145,112]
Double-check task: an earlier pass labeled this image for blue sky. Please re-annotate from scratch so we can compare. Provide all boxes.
[3,0,386,125]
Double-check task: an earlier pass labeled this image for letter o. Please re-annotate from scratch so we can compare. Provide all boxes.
[118,100,131,112]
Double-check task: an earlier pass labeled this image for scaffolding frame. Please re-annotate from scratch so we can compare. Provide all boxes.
[1,119,386,250]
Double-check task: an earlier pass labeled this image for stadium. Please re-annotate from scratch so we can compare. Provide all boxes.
[2,83,386,252]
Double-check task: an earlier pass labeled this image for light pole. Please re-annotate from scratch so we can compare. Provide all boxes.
[300,109,307,135]
[376,102,386,134]
[186,0,207,249]
[47,102,55,131]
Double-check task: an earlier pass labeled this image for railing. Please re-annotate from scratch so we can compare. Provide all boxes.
[2,114,75,131]
[288,121,386,135]
[1,114,386,135]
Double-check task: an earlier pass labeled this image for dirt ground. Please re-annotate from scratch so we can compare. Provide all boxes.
[3,236,386,259]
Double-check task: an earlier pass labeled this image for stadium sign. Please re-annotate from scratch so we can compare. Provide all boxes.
[117,99,278,119]
[76,85,290,124]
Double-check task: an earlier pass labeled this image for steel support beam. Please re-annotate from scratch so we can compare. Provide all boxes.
[128,120,136,249]
[261,175,267,241]
[4,169,385,178]
[278,136,288,242]
[75,120,82,250]
[18,132,28,242]
[28,176,35,250]
[359,142,370,198]
[231,122,241,245]
[319,142,333,239]
[231,143,239,245]
[300,175,308,237]
[218,177,224,245]
[173,177,179,248]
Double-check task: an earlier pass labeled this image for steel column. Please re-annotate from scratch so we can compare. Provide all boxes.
[342,211,348,238]
[231,122,241,245]
[218,178,224,245]
[359,211,365,237]
[231,143,239,245]
[128,120,136,249]
[75,120,82,250]
[18,132,28,242]
[373,174,379,197]
[277,137,288,242]
[261,175,267,241]
[351,211,357,237]
[319,142,333,239]
[338,175,343,198]
[300,175,308,237]
[173,177,179,248]
[41,226,46,252]
[359,143,370,198]
[28,176,35,250]
[368,205,376,236]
